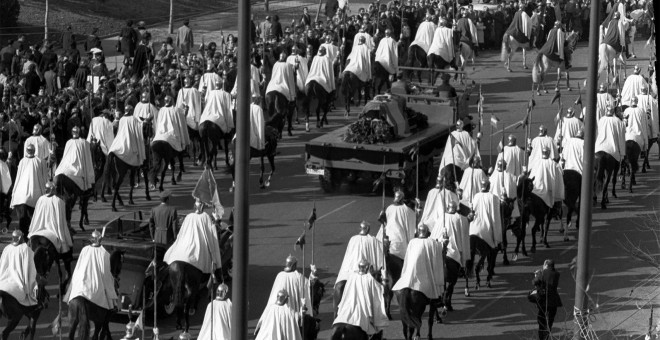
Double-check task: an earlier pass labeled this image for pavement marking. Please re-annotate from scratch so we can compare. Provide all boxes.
[644,186,660,199]
[317,201,356,222]
[466,288,514,320]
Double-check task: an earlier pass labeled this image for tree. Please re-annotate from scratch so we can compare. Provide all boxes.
[0,0,21,28]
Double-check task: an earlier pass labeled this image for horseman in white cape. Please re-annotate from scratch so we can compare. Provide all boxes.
[87,109,115,156]
[64,230,118,310]
[623,96,649,153]
[153,95,191,152]
[376,190,416,262]
[374,29,399,92]
[134,91,159,129]
[108,107,146,167]
[177,76,203,131]
[344,36,372,83]
[23,124,50,162]
[554,107,584,150]
[202,78,235,134]
[418,175,460,234]
[0,230,41,307]
[490,159,520,218]
[11,144,47,237]
[333,259,389,337]
[258,255,312,324]
[392,224,444,300]
[596,83,615,120]
[255,290,302,340]
[410,15,436,56]
[496,134,525,177]
[198,283,232,340]
[29,182,73,254]
[439,120,480,173]
[502,3,534,70]
[55,126,95,191]
[250,95,266,150]
[469,179,503,260]
[529,147,565,209]
[528,125,558,170]
[336,221,384,288]
[427,18,455,69]
[352,25,375,53]
[595,105,626,162]
[305,46,336,94]
[267,52,297,102]
[459,156,488,206]
[287,46,309,100]
[621,65,648,108]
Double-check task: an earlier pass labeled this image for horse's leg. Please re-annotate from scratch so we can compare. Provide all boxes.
[486,248,497,288]
[530,218,539,253]
[259,156,266,189]
[475,255,485,289]
[523,48,528,69]
[612,162,619,199]
[566,69,571,91]
[555,66,561,90]
[2,315,21,340]
[128,168,136,205]
[543,212,552,248]
[112,169,126,212]
[427,300,436,340]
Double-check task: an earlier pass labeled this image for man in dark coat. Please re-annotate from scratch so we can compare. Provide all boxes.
[119,20,138,58]
[538,21,565,63]
[325,0,339,20]
[148,189,178,260]
[24,64,42,97]
[132,38,152,78]
[533,259,562,340]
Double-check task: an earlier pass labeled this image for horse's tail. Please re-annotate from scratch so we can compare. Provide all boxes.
[625,140,640,173]
[398,289,422,329]
[532,53,544,84]
[169,262,187,307]
[501,33,510,62]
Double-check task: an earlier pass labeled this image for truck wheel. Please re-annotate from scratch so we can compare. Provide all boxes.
[319,169,340,192]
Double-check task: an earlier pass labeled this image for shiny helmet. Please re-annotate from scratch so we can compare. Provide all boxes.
[140,91,150,103]
[632,96,639,106]
[279,51,287,62]
[11,229,23,246]
[216,283,229,300]
[385,29,392,37]
[318,46,327,56]
[183,76,192,88]
[26,144,36,157]
[71,126,80,139]
[178,332,192,340]
[275,289,289,306]
[284,254,297,272]
[641,86,649,94]
[598,83,607,92]
[566,107,574,118]
[497,159,507,171]
[194,198,205,213]
[446,200,457,214]
[393,189,405,203]
[576,128,585,139]
[32,124,42,136]
[357,259,370,274]
[480,178,490,192]
[359,221,370,235]
[633,64,641,74]
[164,95,173,106]
[507,134,517,146]
[613,12,620,19]
[606,105,615,116]
[470,155,482,168]
[541,147,551,159]
[45,181,56,195]
[90,229,102,246]
[358,35,366,45]
[417,223,430,238]
[455,119,464,130]
[538,125,547,136]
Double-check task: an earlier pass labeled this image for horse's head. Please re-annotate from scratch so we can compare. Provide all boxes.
[109,249,125,279]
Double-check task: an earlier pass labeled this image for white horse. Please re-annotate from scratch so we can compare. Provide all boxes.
[501,32,533,71]
[598,42,624,85]
[532,31,579,95]
[457,42,475,74]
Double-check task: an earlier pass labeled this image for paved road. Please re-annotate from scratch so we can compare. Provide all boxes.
[2,37,659,339]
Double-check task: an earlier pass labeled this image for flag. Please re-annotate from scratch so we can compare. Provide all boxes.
[490,115,500,128]
[295,231,306,249]
[372,171,387,192]
[575,83,582,107]
[192,168,225,219]
[554,108,563,125]
[551,89,561,105]
[449,133,463,149]
[307,204,317,229]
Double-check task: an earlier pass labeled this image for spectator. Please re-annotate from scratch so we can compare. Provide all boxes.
[43,63,58,96]
[24,64,41,97]
[0,40,15,73]
[533,259,562,340]
[61,25,74,53]
[271,15,284,40]
[158,37,176,71]
[39,43,58,74]
[301,7,312,26]
[119,20,139,58]
[85,28,101,52]
[176,19,194,56]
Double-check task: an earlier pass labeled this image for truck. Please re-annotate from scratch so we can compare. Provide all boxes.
[304,82,473,194]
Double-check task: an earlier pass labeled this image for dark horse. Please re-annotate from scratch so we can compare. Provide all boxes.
[198,121,233,170]
[341,71,369,117]
[373,62,393,95]
[621,140,641,193]
[168,261,223,332]
[54,174,92,232]
[306,80,332,128]
[467,235,498,289]
[518,174,560,253]
[30,235,73,295]
[103,152,152,212]
[405,45,428,82]
[563,169,581,231]
[67,249,124,340]
[397,287,443,340]
[229,125,278,189]
[594,151,620,209]
[266,91,294,138]
[90,139,111,202]
[0,247,50,340]
[331,323,383,340]
[149,141,185,192]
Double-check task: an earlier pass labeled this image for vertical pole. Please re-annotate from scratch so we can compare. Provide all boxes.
[44,0,49,44]
[573,0,600,336]
[489,112,493,168]
[232,0,251,339]
[169,0,174,34]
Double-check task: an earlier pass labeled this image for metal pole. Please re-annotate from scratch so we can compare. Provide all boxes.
[169,0,174,34]
[573,0,600,336]
[44,0,49,44]
[232,0,251,338]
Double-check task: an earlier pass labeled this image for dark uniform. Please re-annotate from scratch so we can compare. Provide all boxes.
[533,264,562,340]
[149,197,178,261]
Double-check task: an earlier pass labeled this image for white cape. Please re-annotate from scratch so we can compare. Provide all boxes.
[458,168,487,206]
[528,136,557,170]
[55,138,95,191]
[624,106,649,150]
[432,213,469,267]
[392,238,444,299]
[439,130,480,170]
[199,72,221,102]
[64,245,118,310]
[595,116,626,161]
[176,87,203,130]
[353,32,375,52]
[28,195,73,253]
[489,170,517,200]
[201,89,235,134]
[344,44,372,83]
[596,92,615,121]
[0,243,38,307]
[621,74,648,107]
[133,102,158,129]
[336,234,384,284]
[198,299,232,340]
[418,187,443,232]
[496,145,525,177]
[529,159,565,208]
[305,55,336,93]
[255,304,302,340]
[164,212,222,274]
[333,272,389,335]
[287,55,309,94]
[428,26,454,63]
[375,37,398,75]
[376,203,416,260]
[108,115,146,167]
[0,160,12,194]
[250,104,266,150]
[410,21,437,53]
[87,116,115,156]
[260,270,312,321]
[320,43,339,64]
[562,137,584,175]
[10,157,47,208]
[554,117,584,148]
[638,94,659,138]
[469,192,502,249]
[24,135,50,161]
[153,106,190,152]
[266,61,297,101]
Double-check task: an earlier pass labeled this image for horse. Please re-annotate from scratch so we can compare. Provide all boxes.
[405,45,429,82]
[467,236,498,290]
[427,53,458,85]
[331,323,382,340]
[439,164,465,186]
[67,249,124,340]
[89,140,111,202]
[498,197,516,265]
[168,261,223,332]
[501,33,533,72]
[266,91,294,138]
[563,169,581,232]
[103,152,152,212]
[186,127,203,165]
[505,215,528,261]
[373,62,393,95]
[54,174,93,232]
[341,71,370,117]
[455,42,475,83]
[597,43,622,84]
[594,151,620,209]
[517,174,559,253]
[30,234,74,295]
[396,287,443,340]
[199,121,234,171]
[332,263,385,318]
[229,125,278,190]
[0,247,50,340]
[306,80,332,128]
[149,141,185,192]
[532,31,579,95]
[621,140,642,193]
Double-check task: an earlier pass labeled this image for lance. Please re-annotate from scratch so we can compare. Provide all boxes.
[489,111,493,168]
[49,108,54,180]
[449,133,459,188]
[299,226,306,340]
[153,237,159,340]
[311,201,316,265]
[379,155,387,280]
[415,142,420,220]
[501,123,505,191]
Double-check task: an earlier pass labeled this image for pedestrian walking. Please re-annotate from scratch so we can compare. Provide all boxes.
[533,259,562,340]
[176,19,194,56]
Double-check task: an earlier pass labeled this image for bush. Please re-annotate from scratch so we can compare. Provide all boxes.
[0,0,21,28]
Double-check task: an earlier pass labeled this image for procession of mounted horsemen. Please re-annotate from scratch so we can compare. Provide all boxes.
[0,0,657,337]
